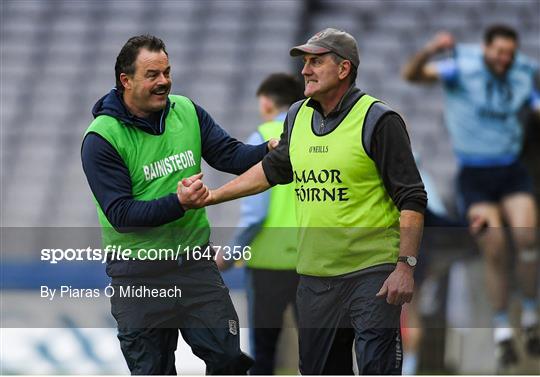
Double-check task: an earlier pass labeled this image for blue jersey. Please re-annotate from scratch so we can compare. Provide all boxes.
[436,44,539,167]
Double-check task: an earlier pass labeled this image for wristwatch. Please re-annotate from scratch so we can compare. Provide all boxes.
[397,256,417,267]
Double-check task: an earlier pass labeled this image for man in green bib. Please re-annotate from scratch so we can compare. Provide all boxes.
[189,28,427,374]
[81,35,276,375]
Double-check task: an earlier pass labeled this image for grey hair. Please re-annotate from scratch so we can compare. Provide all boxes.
[329,53,357,85]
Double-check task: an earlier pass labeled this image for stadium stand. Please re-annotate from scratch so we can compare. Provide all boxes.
[1,0,538,228]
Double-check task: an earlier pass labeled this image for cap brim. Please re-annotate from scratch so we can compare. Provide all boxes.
[289,44,331,57]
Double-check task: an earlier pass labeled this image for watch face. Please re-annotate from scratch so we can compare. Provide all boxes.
[407,256,417,267]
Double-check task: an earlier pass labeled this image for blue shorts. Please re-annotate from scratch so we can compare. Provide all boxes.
[457,161,533,214]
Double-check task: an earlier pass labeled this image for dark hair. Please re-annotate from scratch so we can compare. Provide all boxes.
[115,34,168,92]
[484,24,519,45]
[256,73,305,108]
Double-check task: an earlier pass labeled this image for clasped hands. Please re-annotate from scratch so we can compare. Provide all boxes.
[176,173,212,210]
[176,138,279,211]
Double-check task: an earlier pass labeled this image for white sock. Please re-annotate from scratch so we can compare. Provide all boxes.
[493,311,513,343]
[494,327,514,343]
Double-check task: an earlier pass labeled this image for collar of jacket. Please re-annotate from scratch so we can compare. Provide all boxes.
[306,85,361,118]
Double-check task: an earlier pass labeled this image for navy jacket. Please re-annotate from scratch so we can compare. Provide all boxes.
[81,89,267,231]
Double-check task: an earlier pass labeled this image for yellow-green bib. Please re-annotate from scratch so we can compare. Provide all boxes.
[289,95,400,276]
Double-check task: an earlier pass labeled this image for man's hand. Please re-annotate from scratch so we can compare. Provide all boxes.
[402,32,454,82]
[177,172,210,210]
[426,31,455,55]
[267,138,279,152]
[376,264,414,305]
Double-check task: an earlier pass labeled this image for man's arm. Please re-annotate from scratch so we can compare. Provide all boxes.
[377,210,424,305]
[81,134,185,231]
[189,111,294,207]
[368,113,427,305]
[229,132,271,246]
[81,134,205,232]
[370,113,427,213]
[219,132,271,270]
[194,103,269,175]
[399,210,424,263]
[208,162,271,205]
[402,32,455,83]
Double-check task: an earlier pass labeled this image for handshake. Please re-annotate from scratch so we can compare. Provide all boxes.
[176,173,213,211]
[175,138,279,211]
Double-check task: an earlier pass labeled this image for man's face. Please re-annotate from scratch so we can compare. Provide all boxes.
[123,48,171,115]
[484,36,517,76]
[301,53,341,99]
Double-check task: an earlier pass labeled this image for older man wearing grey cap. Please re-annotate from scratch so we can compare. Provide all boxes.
[185,28,427,374]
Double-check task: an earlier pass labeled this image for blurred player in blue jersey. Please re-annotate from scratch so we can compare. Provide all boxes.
[403,24,540,370]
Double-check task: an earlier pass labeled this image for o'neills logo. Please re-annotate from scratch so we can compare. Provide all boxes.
[309,145,329,153]
[294,169,349,202]
[143,150,196,181]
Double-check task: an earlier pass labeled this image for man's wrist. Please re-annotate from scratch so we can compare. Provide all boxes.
[395,262,415,273]
[396,255,417,271]
[177,195,188,211]
[208,189,220,206]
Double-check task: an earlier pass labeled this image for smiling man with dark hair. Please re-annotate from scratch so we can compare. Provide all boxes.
[81,34,280,375]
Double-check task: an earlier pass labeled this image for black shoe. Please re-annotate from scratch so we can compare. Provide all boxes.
[524,326,540,357]
[495,339,518,372]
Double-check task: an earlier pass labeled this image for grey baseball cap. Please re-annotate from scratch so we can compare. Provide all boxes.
[290,28,359,68]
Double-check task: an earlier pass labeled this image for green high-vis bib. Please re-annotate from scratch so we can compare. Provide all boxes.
[84,95,210,259]
[289,95,400,277]
[247,120,297,270]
